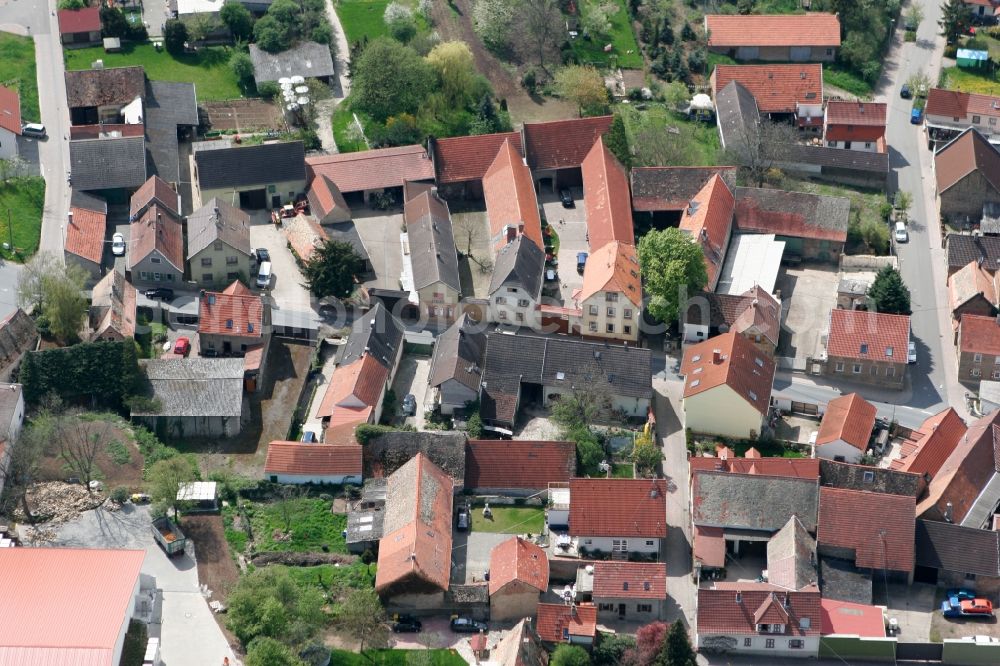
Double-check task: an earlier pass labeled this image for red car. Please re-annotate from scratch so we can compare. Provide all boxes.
[961,598,994,616]
[173,337,191,356]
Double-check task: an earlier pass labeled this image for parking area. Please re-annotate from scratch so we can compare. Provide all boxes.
[539,188,587,305]
[929,587,1000,641]
[391,354,432,429]
[353,208,404,291]
[451,530,510,585]
[451,206,492,298]
[391,616,511,662]
[248,211,314,314]
[775,265,839,361]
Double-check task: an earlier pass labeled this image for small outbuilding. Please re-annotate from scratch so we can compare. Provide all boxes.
[177,481,219,512]
[957,49,988,69]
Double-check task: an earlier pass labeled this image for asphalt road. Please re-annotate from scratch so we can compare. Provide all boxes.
[0,261,21,321]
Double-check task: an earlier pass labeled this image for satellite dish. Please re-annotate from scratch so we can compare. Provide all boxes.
[297,96,310,105]
[278,77,291,85]
[290,75,305,84]
[295,85,309,94]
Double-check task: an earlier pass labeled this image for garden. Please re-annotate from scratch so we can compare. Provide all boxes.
[0,33,38,121]
[0,175,45,260]
[223,495,347,554]
[470,505,546,534]
[571,0,643,69]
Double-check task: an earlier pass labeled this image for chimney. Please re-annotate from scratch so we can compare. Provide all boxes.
[944,502,953,523]
[712,349,722,364]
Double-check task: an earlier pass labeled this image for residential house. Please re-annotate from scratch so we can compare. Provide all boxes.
[534,603,597,648]
[0,85,20,160]
[484,139,543,254]
[143,80,199,198]
[375,453,454,608]
[683,286,781,356]
[890,407,968,478]
[522,115,613,190]
[820,598,887,639]
[361,431,467,484]
[429,131,523,198]
[64,190,108,283]
[317,353,389,444]
[490,618,545,666]
[340,302,405,385]
[821,309,910,389]
[489,536,549,621]
[914,519,1000,596]
[581,137,634,251]
[428,314,485,415]
[715,80,761,154]
[487,237,545,327]
[814,393,877,463]
[478,331,652,434]
[284,215,371,272]
[767,516,818,591]
[578,241,642,342]
[0,309,38,383]
[187,198,253,288]
[69,134,148,192]
[404,188,461,322]
[679,173,735,290]
[711,64,824,129]
[630,166,738,226]
[248,42,335,84]
[197,281,269,362]
[64,66,145,126]
[681,331,776,439]
[957,314,1000,386]
[947,233,1000,275]
[0,548,152,666]
[590,562,667,622]
[0,382,24,494]
[132,358,246,438]
[127,204,184,286]
[733,187,850,263]
[263,441,363,484]
[935,128,1000,226]
[925,88,1000,147]
[306,174,351,224]
[89,270,137,342]
[704,13,841,61]
[696,585,822,656]
[130,175,181,221]
[306,144,434,205]
[824,101,887,152]
[465,439,575,496]
[57,6,102,47]
[194,141,306,209]
[567,478,667,557]
[949,260,997,325]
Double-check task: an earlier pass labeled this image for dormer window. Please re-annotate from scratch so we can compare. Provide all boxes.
[756,623,785,634]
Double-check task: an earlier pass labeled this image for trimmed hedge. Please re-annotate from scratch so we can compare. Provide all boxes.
[18,339,140,408]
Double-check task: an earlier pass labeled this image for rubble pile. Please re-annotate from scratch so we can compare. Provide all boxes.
[19,482,106,525]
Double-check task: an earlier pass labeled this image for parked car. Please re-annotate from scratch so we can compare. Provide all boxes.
[111,233,126,256]
[577,252,588,275]
[256,261,272,288]
[255,247,271,264]
[450,617,487,633]
[173,337,191,356]
[900,83,911,99]
[962,599,994,616]
[947,588,976,601]
[559,189,574,208]
[144,287,175,301]
[301,431,317,443]
[908,341,917,364]
[894,221,909,243]
[21,123,46,138]
[911,107,923,124]
[401,393,417,416]
[392,615,423,633]
[456,506,470,532]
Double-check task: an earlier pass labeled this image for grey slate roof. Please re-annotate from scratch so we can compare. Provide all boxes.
[363,431,467,484]
[428,314,486,393]
[818,459,921,497]
[716,81,759,152]
[326,221,370,266]
[488,237,545,298]
[134,358,244,417]
[767,516,818,592]
[692,471,819,533]
[145,80,198,185]
[248,42,335,84]
[734,187,851,241]
[70,190,107,213]
[947,233,1000,271]
[340,302,404,371]
[915,519,1000,577]
[780,144,890,174]
[0,383,23,442]
[195,141,306,191]
[186,197,252,259]
[70,136,147,191]
[819,556,872,605]
[630,166,738,212]
[405,191,460,293]
[0,309,38,379]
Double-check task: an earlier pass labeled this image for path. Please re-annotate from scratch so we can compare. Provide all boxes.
[312,0,354,153]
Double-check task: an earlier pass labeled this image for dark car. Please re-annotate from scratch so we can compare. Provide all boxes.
[255,247,271,263]
[900,83,911,99]
[911,107,924,124]
[401,393,417,416]
[450,617,487,633]
[392,616,423,633]
[559,188,574,208]
[947,588,976,601]
[456,506,470,531]
[144,288,175,301]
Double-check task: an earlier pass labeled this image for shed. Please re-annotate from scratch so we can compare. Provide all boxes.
[957,49,989,68]
[177,481,219,512]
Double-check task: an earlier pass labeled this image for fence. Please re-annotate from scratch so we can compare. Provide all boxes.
[840,254,899,272]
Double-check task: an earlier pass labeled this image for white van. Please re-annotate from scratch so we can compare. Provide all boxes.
[21,123,46,139]
[894,221,908,243]
[255,261,272,288]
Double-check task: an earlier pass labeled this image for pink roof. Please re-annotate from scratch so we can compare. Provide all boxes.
[581,137,634,251]
[0,548,144,666]
[679,174,734,287]
[820,598,886,638]
[306,145,434,194]
[705,13,841,48]
[827,309,910,363]
[0,85,21,136]
[483,139,543,251]
[58,6,101,34]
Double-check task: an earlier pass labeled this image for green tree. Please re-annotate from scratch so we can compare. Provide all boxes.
[555,65,609,117]
[231,52,256,92]
[352,37,435,121]
[148,456,198,520]
[662,622,696,666]
[427,41,478,107]
[570,425,605,476]
[582,2,614,38]
[473,0,515,52]
[101,6,131,38]
[58,0,86,9]
[220,0,255,41]
[551,388,604,428]
[0,407,48,521]
[940,0,971,44]
[551,644,591,666]
[637,228,708,324]
[604,114,631,168]
[17,251,60,312]
[163,19,189,55]
[867,265,912,315]
[253,14,291,52]
[336,587,389,653]
[593,634,637,666]
[227,567,326,649]
[631,432,663,476]
[384,2,417,42]
[246,637,306,666]
[302,240,365,299]
[186,12,223,42]
[43,267,87,343]
[905,1,925,31]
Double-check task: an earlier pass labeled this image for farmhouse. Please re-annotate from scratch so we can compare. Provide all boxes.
[704,13,841,62]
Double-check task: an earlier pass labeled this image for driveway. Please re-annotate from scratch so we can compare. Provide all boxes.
[775,265,839,362]
[451,531,510,585]
[248,212,319,332]
[539,188,587,305]
[0,262,20,321]
[141,0,172,38]
[353,208,404,291]
[392,354,431,429]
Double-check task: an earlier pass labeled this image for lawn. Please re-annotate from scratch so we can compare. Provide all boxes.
[823,63,874,98]
[611,463,634,478]
[0,177,45,260]
[940,65,1000,96]
[571,0,644,69]
[237,498,347,553]
[64,44,242,101]
[783,177,887,230]
[330,649,466,666]
[279,562,376,591]
[337,0,391,44]
[619,105,721,166]
[0,33,38,122]
[471,506,545,534]
[332,101,370,153]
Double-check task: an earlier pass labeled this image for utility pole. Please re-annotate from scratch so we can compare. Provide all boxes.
[6,208,12,252]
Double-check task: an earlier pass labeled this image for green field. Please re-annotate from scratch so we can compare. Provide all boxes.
[64,44,241,101]
[0,177,45,260]
[337,0,391,44]
[784,177,887,231]
[0,33,39,122]
[471,506,545,534]
[611,463,634,478]
[231,498,347,553]
[619,105,721,166]
[330,649,467,665]
[332,101,370,153]
[823,63,875,98]
[279,562,376,591]
[940,65,1000,96]
[572,0,643,69]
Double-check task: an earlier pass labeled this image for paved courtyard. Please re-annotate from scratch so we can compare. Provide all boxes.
[392,354,432,429]
[539,188,587,306]
[451,530,510,585]
[354,208,404,291]
[775,265,840,362]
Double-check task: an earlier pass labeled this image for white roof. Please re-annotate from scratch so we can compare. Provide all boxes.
[715,233,785,296]
[177,481,217,501]
[981,380,1000,414]
[176,0,225,15]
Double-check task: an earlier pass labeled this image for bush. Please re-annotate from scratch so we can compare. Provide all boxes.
[18,339,140,408]
[163,19,189,56]
[466,412,483,438]
[111,487,130,504]
[107,440,131,465]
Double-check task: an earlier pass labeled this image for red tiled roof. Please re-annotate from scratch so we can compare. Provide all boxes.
[688,456,820,479]
[949,260,996,315]
[817,487,915,572]
[679,174,734,287]
[483,139,543,251]
[592,562,666,600]
[825,101,887,143]
[306,145,434,194]
[535,603,597,643]
[935,129,1000,195]
[433,131,523,184]
[581,137,634,251]
[489,536,549,595]
[129,175,179,219]
[523,116,613,170]
[65,206,106,264]
[307,174,349,220]
[891,408,968,477]
[198,282,264,337]
[820,599,886,638]
[568,478,667,538]
[316,354,388,418]
[959,313,1000,355]
[926,87,1000,123]
[827,309,910,363]
[0,85,21,136]
[264,441,363,476]
[681,331,775,416]
[465,440,575,490]
[58,6,100,34]
[128,204,183,271]
[696,587,821,636]
[579,241,642,307]
[712,64,823,114]
[815,393,877,451]
[705,13,841,48]
[694,525,726,567]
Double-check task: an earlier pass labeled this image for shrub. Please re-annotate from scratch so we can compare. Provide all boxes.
[111,487,130,504]
[107,440,131,465]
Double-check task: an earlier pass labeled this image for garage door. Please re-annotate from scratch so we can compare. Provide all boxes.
[239,188,267,209]
[790,46,811,61]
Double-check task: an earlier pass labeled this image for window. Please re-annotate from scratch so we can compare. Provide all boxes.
[606,323,615,333]
[228,272,238,281]
[973,368,982,378]
[991,117,998,126]
[226,256,238,265]
[606,293,618,302]
[624,325,632,335]
[589,305,599,316]
[765,639,775,649]
[201,257,212,267]
[516,312,524,322]
[518,299,529,308]
[886,346,893,357]
[589,322,598,332]
[584,539,592,545]
[598,603,614,611]
[498,311,507,320]
[166,274,174,281]
[853,364,862,374]
[507,287,517,293]
[826,48,833,56]
[864,142,873,149]
[992,370,1000,380]
[645,540,654,546]
[607,307,615,317]
[789,640,804,649]
[624,308,632,319]
[433,292,443,300]
[886,366,895,377]
[870,366,877,376]
[974,115,982,124]
[863,471,875,483]
[495,297,505,304]
[202,273,213,282]
[975,353,983,363]
[860,343,869,355]
[153,272,161,281]
[637,604,652,613]
[150,256,161,264]
[140,271,149,280]
[744,638,752,648]
[214,242,223,251]
[835,362,844,373]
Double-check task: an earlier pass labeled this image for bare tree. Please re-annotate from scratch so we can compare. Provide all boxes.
[16,252,61,313]
[634,124,700,167]
[453,214,492,273]
[274,484,304,532]
[0,409,52,522]
[722,119,799,188]
[514,0,562,76]
[57,418,107,493]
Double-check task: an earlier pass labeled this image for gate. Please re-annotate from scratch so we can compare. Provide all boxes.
[896,642,942,661]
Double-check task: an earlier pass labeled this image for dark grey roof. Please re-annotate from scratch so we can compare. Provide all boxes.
[428,314,486,392]
[819,459,921,497]
[340,302,404,371]
[144,80,198,185]
[983,202,1000,235]
[362,431,467,484]
[248,42,335,84]
[446,584,489,604]
[480,331,652,426]
[195,141,306,191]
[781,144,890,174]
[819,556,872,605]
[406,191,460,293]
[0,309,38,379]
[716,81,759,152]
[65,66,145,109]
[186,197,252,259]
[488,237,545,297]
[915,519,1000,577]
[692,471,819,532]
[134,358,244,417]
[630,166,738,212]
[0,382,23,442]
[326,221,370,266]
[734,187,850,241]
[70,136,147,191]
[947,233,1000,270]
[345,508,384,544]
[70,190,107,213]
